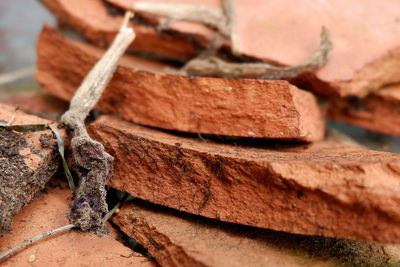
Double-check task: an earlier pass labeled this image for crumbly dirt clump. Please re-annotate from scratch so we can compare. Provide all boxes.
[0,127,59,235]
[68,136,113,236]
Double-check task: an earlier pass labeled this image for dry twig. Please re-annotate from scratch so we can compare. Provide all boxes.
[60,11,135,235]
[0,196,130,262]
[184,27,333,79]
[133,2,228,35]
[0,224,75,261]
[132,0,332,79]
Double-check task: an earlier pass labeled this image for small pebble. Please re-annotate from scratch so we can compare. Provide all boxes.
[247,131,255,137]
[28,254,36,263]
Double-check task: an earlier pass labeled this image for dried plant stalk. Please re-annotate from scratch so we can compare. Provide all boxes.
[60,11,135,235]
[184,27,333,79]
[133,2,228,35]
[222,0,240,55]
[132,1,332,79]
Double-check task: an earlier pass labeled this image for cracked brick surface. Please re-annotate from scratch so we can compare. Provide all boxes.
[37,26,324,141]
[89,115,400,243]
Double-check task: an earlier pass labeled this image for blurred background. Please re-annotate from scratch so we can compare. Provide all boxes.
[0,0,53,95]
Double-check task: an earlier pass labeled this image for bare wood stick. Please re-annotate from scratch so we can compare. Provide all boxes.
[222,0,240,55]
[0,224,75,261]
[132,2,332,79]
[61,12,135,134]
[60,11,136,235]
[185,27,333,79]
[133,2,228,35]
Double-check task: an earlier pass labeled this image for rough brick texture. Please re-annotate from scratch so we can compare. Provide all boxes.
[114,202,400,267]
[89,115,400,243]
[106,0,400,97]
[0,182,156,266]
[37,26,324,141]
[39,0,212,60]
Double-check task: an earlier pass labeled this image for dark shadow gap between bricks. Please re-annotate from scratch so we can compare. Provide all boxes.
[105,189,156,260]
[108,220,156,261]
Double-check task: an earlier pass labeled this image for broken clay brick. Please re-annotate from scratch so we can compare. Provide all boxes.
[113,201,400,267]
[0,104,60,234]
[107,0,400,98]
[328,84,400,136]
[39,0,213,60]
[88,115,400,243]
[234,0,400,97]
[0,92,68,121]
[0,182,156,267]
[37,26,324,142]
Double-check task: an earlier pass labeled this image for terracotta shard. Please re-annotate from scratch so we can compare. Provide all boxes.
[37,26,324,141]
[0,104,60,234]
[234,0,400,97]
[104,0,400,97]
[0,92,68,121]
[38,0,213,60]
[0,183,156,267]
[113,202,340,266]
[114,202,400,267]
[328,84,400,136]
[89,115,400,243]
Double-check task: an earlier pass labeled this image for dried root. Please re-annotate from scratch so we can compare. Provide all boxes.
[61,11,135,235]
[133,0,332,79]
[184,27,333,79]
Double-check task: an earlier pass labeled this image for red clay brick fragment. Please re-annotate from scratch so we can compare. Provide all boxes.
[89,115,400,243]
[37,26,324,141]
[0,183,156,267]
[0,104,60,234]
[113,202,342,266]
[108,0,400,97]
[0,92,68,121]
[39,0,213,60]
[328,84,400,136]
[114,202,400,267]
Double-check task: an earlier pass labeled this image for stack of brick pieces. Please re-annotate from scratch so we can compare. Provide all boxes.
[2,0,400,265]
[37,0,400,242]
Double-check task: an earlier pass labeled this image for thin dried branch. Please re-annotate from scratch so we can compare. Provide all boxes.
[132,1,332,79]
[222,0,240,55]
[60,11,136,235]
[184,27,333,79]
[0,224,75,261]
[61,12,135,135]
[0,195,130,262]
[133,2,228,35]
